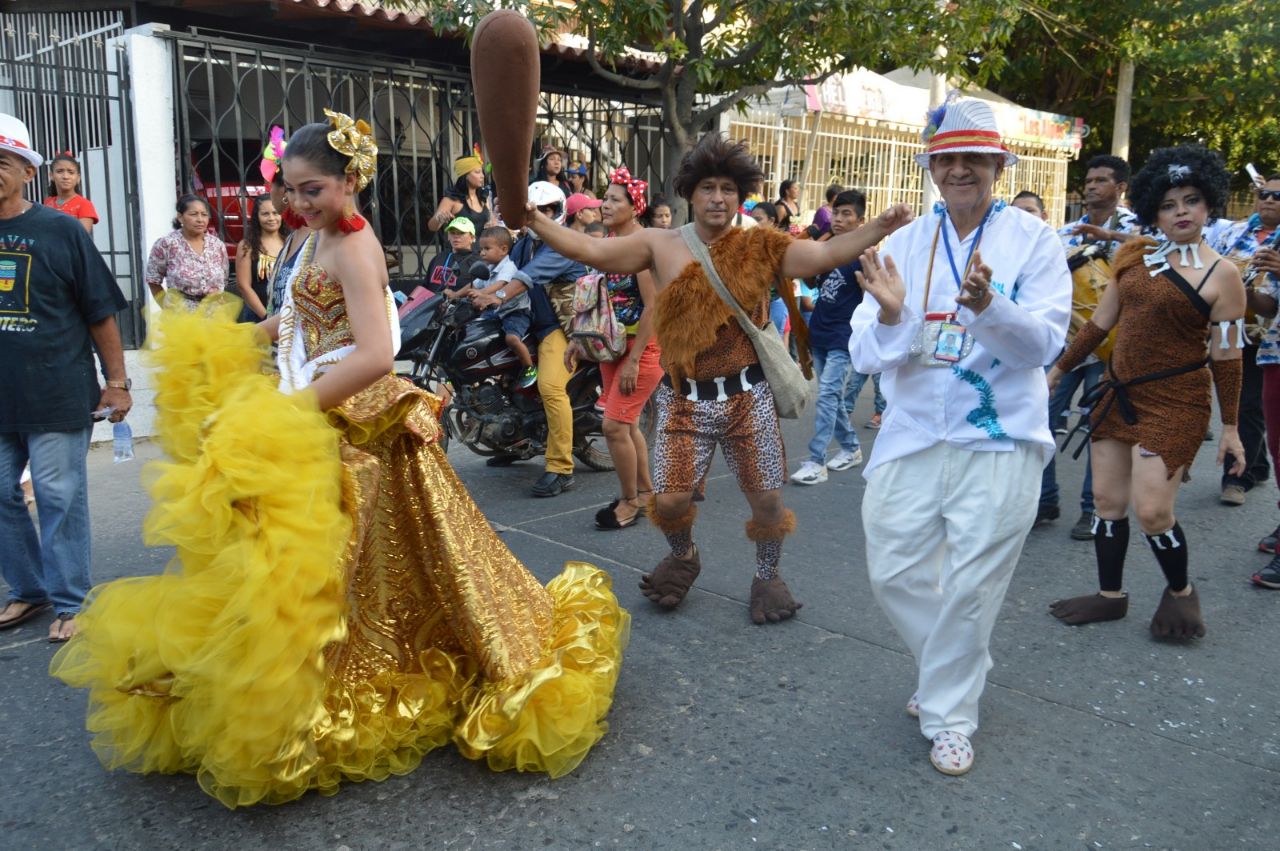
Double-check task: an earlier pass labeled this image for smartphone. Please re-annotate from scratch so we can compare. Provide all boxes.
[91,406,115,421]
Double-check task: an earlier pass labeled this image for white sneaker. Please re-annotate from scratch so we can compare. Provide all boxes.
[790,460,828,485]
[827,448,863,471]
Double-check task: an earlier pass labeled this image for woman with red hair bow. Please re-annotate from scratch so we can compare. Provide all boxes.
[594,166,665,529]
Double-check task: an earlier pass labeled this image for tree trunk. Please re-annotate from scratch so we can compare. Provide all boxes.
[659,71,702,226]
[1111,59,1135,159]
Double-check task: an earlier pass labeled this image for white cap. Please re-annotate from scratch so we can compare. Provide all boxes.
[0,114,43,168]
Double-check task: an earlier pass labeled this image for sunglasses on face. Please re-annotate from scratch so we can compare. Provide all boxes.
[1259,190,1280,201]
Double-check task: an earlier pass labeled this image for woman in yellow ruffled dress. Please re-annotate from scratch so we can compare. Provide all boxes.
[50,112,630,809]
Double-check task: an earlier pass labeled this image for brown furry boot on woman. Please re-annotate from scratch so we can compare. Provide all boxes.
[1150,586,1206,640]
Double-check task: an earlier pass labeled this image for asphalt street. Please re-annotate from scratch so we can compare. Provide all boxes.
[2,393,1276,850]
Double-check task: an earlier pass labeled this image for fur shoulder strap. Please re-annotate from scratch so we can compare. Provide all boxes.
[1113,236,1158,279]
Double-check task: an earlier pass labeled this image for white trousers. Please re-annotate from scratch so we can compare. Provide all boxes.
[863,441,1040,739]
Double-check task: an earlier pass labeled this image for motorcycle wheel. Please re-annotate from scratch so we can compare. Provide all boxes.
[573,390,659,472]
[573,436,614,471]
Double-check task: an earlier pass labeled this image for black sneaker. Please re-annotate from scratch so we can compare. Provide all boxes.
[1251,553,1280,589]
[1034,503,1060,528]
[1070,512,1095,541]
[531,471,575,498]
[1259,524,1280,554]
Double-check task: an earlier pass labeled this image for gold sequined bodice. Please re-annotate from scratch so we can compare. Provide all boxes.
[293,264,354,360]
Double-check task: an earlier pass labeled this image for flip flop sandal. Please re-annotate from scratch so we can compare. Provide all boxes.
[47,612,76,643]
[0,600,50,631]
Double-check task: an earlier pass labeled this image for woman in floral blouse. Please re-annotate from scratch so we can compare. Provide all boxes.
[145,194,228,305]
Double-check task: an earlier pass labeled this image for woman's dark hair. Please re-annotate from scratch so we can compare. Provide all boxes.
[270,167,285,188]
[673,133,764,202]
[1127,144,1230,226]
[778,179,796,200]
[752,201,780,225]
[281,122,349,180]
[449,173,489,203]
[45,152,81,197]
[533,149,564,184]
[240,196,289,265]
[824,184,845,204]
[641,194,672,227]
[171,193,210,229]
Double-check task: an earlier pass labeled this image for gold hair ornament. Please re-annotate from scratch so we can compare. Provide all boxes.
[324,108,377,191]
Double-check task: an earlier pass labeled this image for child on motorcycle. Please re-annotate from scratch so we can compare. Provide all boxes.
[465,226,537,388]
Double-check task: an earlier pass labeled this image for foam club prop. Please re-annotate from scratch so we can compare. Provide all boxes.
[471,10,539,230]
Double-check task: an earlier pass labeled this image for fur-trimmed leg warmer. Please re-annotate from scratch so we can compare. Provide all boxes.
[745,509,797,581]
[746,509,803,623]
[648,495,697,557]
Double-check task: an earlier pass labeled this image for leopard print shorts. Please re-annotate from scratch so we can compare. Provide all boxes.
[651,380,786,494]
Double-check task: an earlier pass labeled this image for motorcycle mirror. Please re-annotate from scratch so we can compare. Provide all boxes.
[464,260,492,284]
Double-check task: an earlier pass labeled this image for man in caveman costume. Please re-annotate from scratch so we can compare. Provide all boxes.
[525,135,911,623]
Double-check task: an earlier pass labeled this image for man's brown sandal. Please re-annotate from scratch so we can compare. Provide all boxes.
[639,548,701,609]
[1049,593,1128,625]
[1150,586,1205,640]
[0,600,50,631]
[749,576,803,624]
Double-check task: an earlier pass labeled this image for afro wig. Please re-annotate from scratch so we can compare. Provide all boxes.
[672,133,764,203]
[1127,144,1230,227]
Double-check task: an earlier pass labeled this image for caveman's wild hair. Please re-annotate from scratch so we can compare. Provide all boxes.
[1127,144,1230,226]
[673,133,764,202]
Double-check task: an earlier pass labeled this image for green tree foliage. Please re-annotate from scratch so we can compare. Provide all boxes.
[387,1,1021,193]
[987,1,1279,185]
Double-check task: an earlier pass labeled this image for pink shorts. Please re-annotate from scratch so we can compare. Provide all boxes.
[598,337,664,424]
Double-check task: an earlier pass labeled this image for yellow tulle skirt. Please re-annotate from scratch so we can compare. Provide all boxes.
[50,299,630,808]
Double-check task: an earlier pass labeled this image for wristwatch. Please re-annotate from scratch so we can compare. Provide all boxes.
[494,290,506,301]
[107,378,132,391]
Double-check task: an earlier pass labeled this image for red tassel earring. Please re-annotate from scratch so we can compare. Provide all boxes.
[282,207,306,230]
[337,204,366,234]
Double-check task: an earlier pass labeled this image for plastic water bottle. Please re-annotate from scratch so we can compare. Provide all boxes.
[112,421,134,463]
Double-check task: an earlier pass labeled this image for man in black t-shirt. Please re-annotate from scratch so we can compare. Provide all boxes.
[0,113,130,642]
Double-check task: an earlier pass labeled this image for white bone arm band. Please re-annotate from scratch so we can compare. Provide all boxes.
[1218,318,1247,349]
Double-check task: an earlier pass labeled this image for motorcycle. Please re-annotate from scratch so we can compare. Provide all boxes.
[396,267,654,471]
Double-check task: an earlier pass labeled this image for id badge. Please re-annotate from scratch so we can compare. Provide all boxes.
[933,321,967,363]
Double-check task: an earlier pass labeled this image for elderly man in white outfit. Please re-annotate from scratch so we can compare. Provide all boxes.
[849,98,1071,776]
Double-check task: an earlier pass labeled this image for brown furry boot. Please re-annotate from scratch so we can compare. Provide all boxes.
[749,576,803,624]
[640,547,701,609]
[1149,586,1205,640]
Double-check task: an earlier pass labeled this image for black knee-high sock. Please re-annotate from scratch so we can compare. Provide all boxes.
[1145,522,1189,592]
[1093,514,1130,592]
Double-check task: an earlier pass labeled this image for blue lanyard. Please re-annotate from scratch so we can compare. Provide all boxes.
[940,203,994,291]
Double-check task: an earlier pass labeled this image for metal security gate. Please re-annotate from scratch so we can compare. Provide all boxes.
[164,29,666,279]
[0,9,146,346]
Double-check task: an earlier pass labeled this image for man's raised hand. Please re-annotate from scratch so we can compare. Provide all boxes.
[855,247,906,325]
